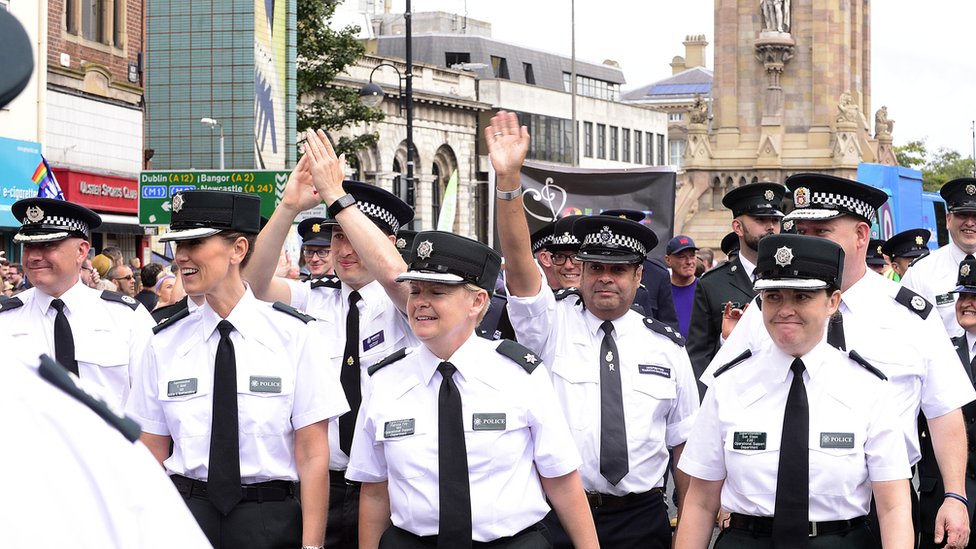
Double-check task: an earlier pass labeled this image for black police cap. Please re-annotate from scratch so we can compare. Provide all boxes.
[396,231,501,294]
[754,234,844,291]
[297,217,332,247]
[530,222,555,254]
[722,183,786,218]
[548,215,584,253]
[12,197,102,243]
[952,259,976,294]
[325,180,414,236]
[866,239,887,266]
[784,173,888,224]
[159,190,261,242]
[720,231,740,257]
[395,229,418,261]
[572,215,658,265]
[881,229,930,260]
[940,177,976,213]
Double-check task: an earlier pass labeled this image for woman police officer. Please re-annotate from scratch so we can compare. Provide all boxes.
[126,190,349,549]
[674,233,913,549]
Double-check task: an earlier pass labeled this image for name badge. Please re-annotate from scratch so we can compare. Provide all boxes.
[936,293,955,306]
[363,330,385,351]
[249,376,282,393]
[472,413,506,431]
[732,431,767,450]
[639,364,671,378]
[384,418,415,438]
[820,432,855,449]
[167,378,198,397]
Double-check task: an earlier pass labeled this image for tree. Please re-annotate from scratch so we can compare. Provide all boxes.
[923,148,976,192]
[894,139,927,170]
[297,0,383,158]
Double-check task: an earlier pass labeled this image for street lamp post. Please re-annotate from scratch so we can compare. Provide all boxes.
[200,117,224,170]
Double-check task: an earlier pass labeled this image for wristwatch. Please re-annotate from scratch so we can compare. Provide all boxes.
[327,193,357,218]
[496,186,523,200]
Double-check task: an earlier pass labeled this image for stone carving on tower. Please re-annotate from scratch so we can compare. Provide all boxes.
[760,0,791,33]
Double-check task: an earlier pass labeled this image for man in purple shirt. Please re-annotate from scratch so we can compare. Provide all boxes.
[665,235,699,338]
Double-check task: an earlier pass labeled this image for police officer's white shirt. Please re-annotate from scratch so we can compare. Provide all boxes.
[1,350,211,549]
[505,266,700,495]
[702,269,976,464]
[0,281,155,408]
[680,340,910,521]
[126,287,349,483]
[288,277,418,470]
[902,242,968,338]
[737,253,757,281]
[346,334,581,542]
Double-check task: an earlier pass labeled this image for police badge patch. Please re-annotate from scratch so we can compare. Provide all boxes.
[793,187,810,208]
[774,246,794,267]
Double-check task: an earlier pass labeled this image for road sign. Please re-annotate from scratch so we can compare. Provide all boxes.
[139,170,298,225]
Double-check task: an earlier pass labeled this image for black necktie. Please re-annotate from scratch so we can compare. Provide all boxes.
[208,320,242,515]
[51,299,77,375]
[599,321,629,485]
[773,358,810,548]
[966,255,975,262]
[339,291,362,456]
[826,311,846,351]
[437,361,471,548]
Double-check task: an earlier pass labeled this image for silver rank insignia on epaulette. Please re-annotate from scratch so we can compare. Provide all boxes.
[911,296,925,311]
[523,354,538,364]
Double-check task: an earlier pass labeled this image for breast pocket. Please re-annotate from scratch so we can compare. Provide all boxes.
[465,410,528,475]
[76,332,129,403]
[551,354,598,430]
[375,417,431,479]
[156,376,213,440]
[809,429,865,497]
[724,429,780,496]
[237,366,296,436]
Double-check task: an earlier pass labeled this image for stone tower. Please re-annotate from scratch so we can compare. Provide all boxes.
[675,0,897,240]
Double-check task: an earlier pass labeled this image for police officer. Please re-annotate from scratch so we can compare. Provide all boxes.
[903,177,976,337]
[918,258,976,549]
[0,197,154,408]
[244,148,417,549]
[346,231,599,549]
[489,111,699,549]
[126,190,348,549]
[867,238,889,275]
[676,234,914,549]
[686,182,785,398]
[703,173,975,549]
[882,229,931,280]
[298,216,334,278]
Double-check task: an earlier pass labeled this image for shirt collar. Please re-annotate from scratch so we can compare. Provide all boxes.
[738,253,757,280]
[199,285,262,343]
[418,332,484,387]
[35,279,87,315]
[581,308,631,339]
[950,242,971,263]
[765,338,831,384]
[837,268,883,314]
[967,332,976,358]
[342,279,383,309]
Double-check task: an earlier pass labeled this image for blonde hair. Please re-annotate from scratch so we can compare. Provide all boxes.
[464,283,492,323]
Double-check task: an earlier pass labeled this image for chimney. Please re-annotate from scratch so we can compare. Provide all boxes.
[683,34,708,69]
[670,56,686,75]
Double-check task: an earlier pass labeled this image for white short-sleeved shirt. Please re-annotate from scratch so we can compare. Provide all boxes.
[901,243,967,338]
[702,270,976,464]
[0,350,211,549]
[288,277,418,470]
[346,334,581,542]
[681,341,910,521]
[126,287,349,483]
[0,281,155,408]
[505,267,700,495]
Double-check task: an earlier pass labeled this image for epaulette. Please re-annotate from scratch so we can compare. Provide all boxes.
[151,296,188,324]
[908,252,930,268]
[152,305,191,334]
[38,354,142,443]
[0,295,24,313]
[699,260,729,279]
[100,290,140,311]
[272,301,315,323]
[643,316,685,346]
[630,303,646,315]
[368,347,408,376]
[310,276,341,290]
[713,349,753,378]
[849,350,888,381]
[554,287,581,301]
[894,286,933,320]
[495,339,541,374]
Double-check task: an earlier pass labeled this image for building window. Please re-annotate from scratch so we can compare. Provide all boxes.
[609,127,619,161]
[81,0,106,43]
[657,134,666,166]
[645,132,654,164]
[561,73,621,101]
[583,122,593,158]
[515,111,575,164]
[491,56,510,79]
[431,164,442,228]
[670,140,685,167]
[621,129,631,163]
[523,63,536,85]
[596,124,606,159]
[445,52,470,68]
[668,112,682,122]
[634,131,642,164]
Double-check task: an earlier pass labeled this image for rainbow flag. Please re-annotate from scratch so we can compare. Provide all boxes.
[31,155,64,199]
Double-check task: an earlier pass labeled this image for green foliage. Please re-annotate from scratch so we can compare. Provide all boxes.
[894,139,927,170]
[297,0,383,158]
[895,138,975,192]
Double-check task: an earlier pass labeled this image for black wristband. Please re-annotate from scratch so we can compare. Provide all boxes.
[327,193,357,219]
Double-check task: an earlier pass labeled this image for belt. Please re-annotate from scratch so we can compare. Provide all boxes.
[329,470,361,488]
[727,513,868,538]
[585,487,664,509]
[170,474,295,503]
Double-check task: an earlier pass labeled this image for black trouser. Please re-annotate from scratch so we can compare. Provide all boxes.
[325,471,362,549]
[715,518,872,548]
[378,524,550,548]
[172,475,301,549]
[544,488,670,549]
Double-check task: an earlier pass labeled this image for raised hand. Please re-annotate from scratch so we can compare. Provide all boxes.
[280,154,320,213]
[485,111,529,180]
[303,128,347,204]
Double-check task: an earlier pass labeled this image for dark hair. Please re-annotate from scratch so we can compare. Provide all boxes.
[220,232,257,269]
[140,263,164,287]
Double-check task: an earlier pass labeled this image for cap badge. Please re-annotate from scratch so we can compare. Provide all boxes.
[172,193,185,213]
[25,205,44,223]
[911,295,925,311]
[599,226,613,244]
[962,264,972,277]
[764,190,775,201]
[311,223,321,233]
[915,235,924,246]
[967,184,976,196]
[396,237,407,250]
[417,240,434,260]
[877,245,883,255]
[774,246,794,267]
[793,187,810,208]
[782,219,794,232]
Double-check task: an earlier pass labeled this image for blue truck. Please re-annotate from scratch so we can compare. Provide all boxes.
[858,163,947,249]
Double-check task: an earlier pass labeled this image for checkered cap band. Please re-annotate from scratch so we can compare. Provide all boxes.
[581,231,647,257]
[358,200,401,234]
[23,214,90,239]
[803,191,876,221]
[531,234,554,253]
[552,232,580,246]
